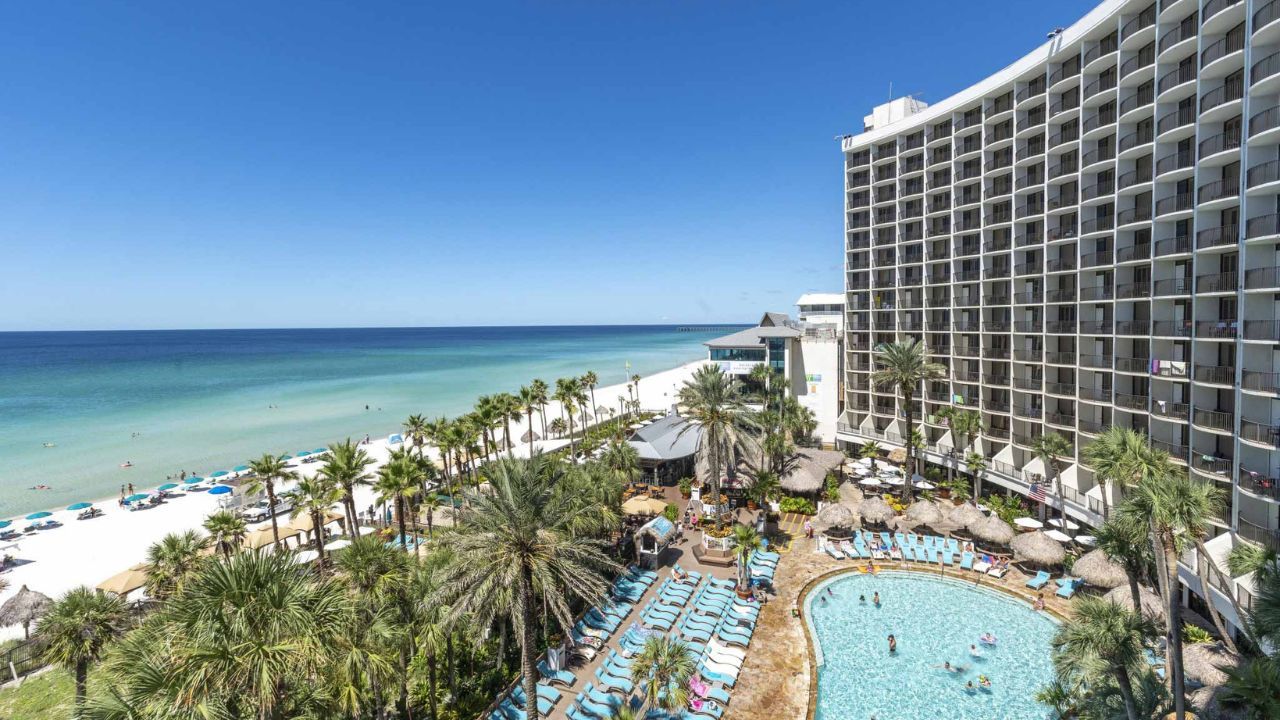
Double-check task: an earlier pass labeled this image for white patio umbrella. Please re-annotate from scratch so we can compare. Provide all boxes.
[1048,517,1080,530]
[323,538,352,551]
[1074,534,1098,547]
[883,476,905,486]
[1044,529,1072,543]
[294,550,319,564]
[859,477,883,486]
[913,480,936,490]
[1014,517,1044,530]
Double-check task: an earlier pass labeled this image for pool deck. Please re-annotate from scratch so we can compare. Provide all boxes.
[726,532,1075,720]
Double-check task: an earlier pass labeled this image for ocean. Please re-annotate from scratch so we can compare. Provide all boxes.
[0,325,734,518]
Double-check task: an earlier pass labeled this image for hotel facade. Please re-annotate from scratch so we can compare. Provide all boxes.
[837,0,1280,632]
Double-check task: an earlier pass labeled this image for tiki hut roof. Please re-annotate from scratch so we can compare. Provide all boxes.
[1190,684,1246,720]
[1183,642,1241,688]
[947,503,984,528]
[813,502,857,532]
[243,526,302,550]
[285,511,344,534]
[887,448,907,464]
[967,514,1016,544]
[778,447,846,494]
[621,495,668,516]
[928,517,963,536]
[904,500,943,526]
[1073,548,1128,589]
[1104,584,1165,621]
[858,496,896,525]
[521,429,540,443]
[1011,531,1067,566]
[838,483,865,506]
[0,585,51,630]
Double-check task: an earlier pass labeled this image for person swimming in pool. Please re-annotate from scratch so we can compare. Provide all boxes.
[887,634,897,653]
[873,591,881,607]
[979,675,992,688]
[979,633,998,646]
[859,594,866,604]
[965,680,977,693]
[970,644,983,657]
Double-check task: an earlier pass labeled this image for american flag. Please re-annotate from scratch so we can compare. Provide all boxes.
[1029,482,1046,503]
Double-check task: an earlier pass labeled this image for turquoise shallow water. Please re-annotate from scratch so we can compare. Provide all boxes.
[0,325,733,518]
[807,571,1058,720]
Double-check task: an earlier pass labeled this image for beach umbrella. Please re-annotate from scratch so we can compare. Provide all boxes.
[66,502,92,511]
[913,480,936,490]
[0,585,52,639]
[97,564,150,597]
[967,514,1016,544]
[521,429,540,443]
[1104,583,1165,620]
[233,465,250,472]
[244,526,300,550]
[388,434,404,444]
[293,550,320,564]
[210,470,229,478]
[858,476,881,486]
[1013,517,1045,530]
[157,483,178,492]
[358,525,378,535]
[858,496,896,525]
[1044,529,1073,544]
[24,511,51,520]
[312,448,327,455]
[296,450,311,457]
[1048,517,1080,531]
[207,485,232,496]
[1011,530,1067,566]
[947,503,984,528]
[1183,642,1241,687]
[1072,549,1128,589]
[324,538,352,551]
[621,496,668,516]
[904,500,942,526]
[124,494,150,503]
[183,476,204,484]
[0,521,11,529]
[812,502,857,532]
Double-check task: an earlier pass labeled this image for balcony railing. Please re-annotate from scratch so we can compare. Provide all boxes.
[1046,350,1077,363]
[1247,214,1280,240]
[1201,78,1245,114]
[1246,320,1280,342]
[1155,193,1193,216]
[1152,400,1189,419]
[1121,4,1155,40]
[1195,320,1238,339]
[1080,319,1113,334]
[1198,178,1240,204]
[1244,371,1280,395]
[1115,320,1150,335]
[1152,320,1193,337]
[1242,419,1280,449]
[1195,365,1235,385]
[1157,149,1194,176]
[1079,386,1112,402]
[1155,235,1192,256]
[1014,377,1043,391]
[1080,353,1112,369]
[1115,392,1148,410]
[1115,357,1147,373]
[1193,408,1234,431]
[1116,280,1150,298]
[1197,271,1238,293]
[1157,106,1196,136]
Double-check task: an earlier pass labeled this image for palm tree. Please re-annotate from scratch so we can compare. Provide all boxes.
[1222,657,1280,719]
[548,417,567,438]
[203,509,247,560]
[434,455,619,720]
[497,392,522,456]
[38,587,127,717]
[630,374,642,408]
[144,530,209,600]
[519,385,541,444]
[404,413,430,458]
[290,474,344,569]
[870,339,946,500]
[1124,469,1225,719]
[583,371,599,426]
[1050,596,1158,720]
[375,449,423,550]
[420,494,444,538]
[677,365,756,529]
[1031,432,1074,535]
[731,525,762,594]
[858,441,882,473]
[629,635,696,714]
[964,451,986,481]
[319,438,375,530]
[554,378,579,452]
[473,396,501,458]
[599,438,640,488]
[1094,512,1154,617]
[246,453,298,548]
[530,378,550,438]
[1082,426,1152,518]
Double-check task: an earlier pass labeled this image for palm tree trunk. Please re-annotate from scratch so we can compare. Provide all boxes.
[312,509,326,570]
[266,480,281,547]
[427,650,439,720]
[902,388,914,502]
[1162,541,1187,719]
[1113,666,1140,720]
[397,498,408,550]
[74,661,87,719]
[1128,574,1143,620]
[517,569,543,720]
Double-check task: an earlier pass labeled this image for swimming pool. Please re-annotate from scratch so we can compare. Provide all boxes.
[805,570,1058,720]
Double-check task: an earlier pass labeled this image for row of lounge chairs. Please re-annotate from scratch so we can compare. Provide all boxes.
[820,531,1012,578]
[1027,570,1083,598]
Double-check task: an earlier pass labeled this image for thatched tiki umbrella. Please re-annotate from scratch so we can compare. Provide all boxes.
[947,503,984,529]
[928,517,962,536]
[813,502,857,532]
[779,448,846,496]
[1010,530,1066,567]
[838,483,865,506]
[1182,642,1241,688]
[1104,583,1166,621]
[520,429,540,443]
[859,496,896,526]
[1073,548,1127,589]
[967,514,1016,545]
[0,585,52,640]
[904,500,943,527]
[887,448,908,464]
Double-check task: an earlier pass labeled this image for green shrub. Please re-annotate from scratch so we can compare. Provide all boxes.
[663,504,679,523]
[778,496,816,515]
[1182,623,1214,644]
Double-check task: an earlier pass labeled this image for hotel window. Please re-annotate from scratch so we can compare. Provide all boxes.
[766,338,786,372]
[710,348,766,362]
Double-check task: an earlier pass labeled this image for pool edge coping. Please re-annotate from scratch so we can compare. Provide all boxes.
[795,563,1071,720]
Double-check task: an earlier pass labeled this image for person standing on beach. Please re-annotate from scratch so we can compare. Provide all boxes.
[120,485,125,500]
[127,483,134,496]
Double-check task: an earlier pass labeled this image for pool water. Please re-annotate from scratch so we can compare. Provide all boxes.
[806,571,1058,720]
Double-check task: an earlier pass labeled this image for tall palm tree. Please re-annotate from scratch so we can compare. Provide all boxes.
[290,475,345,569]
[1031,432,1075,535]
[599,438,640,488]
[1094,512,1154,617]
[1050,596,1158,720]
[495,392,522,455]
[245,453,298,548]
[404,414,430,458]
[519,385,541,444]
[630,374,642,408]
[553,378,579,451]
[1082,426,1152,518]
[677,365,755,529]
[1124,469,1224,719]
[420,494,444,538]
[375,449,423,550]
[434,455,619,720]
[38,587,127,717]
[629,636,696,714]
[731,525,762,594]
[319,438,375,530]
[530,378,550,438]
[858,441,882,473]
[473,396,501,458]
[144,530,209,600]
[582,371,599,425]
[203,509,247,559]
[870,339,945,500]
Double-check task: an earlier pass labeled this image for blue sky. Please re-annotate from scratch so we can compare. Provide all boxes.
[0,1,1096,330]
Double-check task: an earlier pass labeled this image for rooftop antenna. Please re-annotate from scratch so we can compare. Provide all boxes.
[888,81,893,101]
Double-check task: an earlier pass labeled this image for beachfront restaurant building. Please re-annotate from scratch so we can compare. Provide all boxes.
[627,413,701,485]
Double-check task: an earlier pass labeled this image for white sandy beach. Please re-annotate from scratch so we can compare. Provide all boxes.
[0,360,707,640]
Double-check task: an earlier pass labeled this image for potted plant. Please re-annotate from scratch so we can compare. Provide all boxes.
[731,525,762,598]
[677,477,693,499]
[745,470,780,512]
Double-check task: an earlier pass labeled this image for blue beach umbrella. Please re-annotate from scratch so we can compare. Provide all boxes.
[296,450,311,457]
[66,502,92,511]
[183,476,204,484]
[312,448,327,455]
[279,455,293,461]
[25,511,52,520]
[208,485,232,496]
[157,483,178,492]
[233,465,250,472]
[0,520,12,529]
[124,493,150,503]
[210,470,230,478]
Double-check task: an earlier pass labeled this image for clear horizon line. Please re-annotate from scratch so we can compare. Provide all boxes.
[0,320,758,334]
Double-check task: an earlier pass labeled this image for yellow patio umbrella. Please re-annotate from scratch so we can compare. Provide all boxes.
[621,495,669,516]
[96,563,150,596]
[286,510,344,534]
[243,526,301,550]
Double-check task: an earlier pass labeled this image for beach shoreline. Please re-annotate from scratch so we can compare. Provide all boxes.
[0,358,707,640]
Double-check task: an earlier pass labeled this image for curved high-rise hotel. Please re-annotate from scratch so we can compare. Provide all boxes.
[838,0,1280,628]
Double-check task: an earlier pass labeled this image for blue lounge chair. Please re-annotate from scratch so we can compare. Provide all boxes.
[673,563,703,581]
[879,531,891,546]
[594,666,633,694]
[824,543,843,559]
[900,545,915,561]
[894,532,907,546]
[575,687,619,719]
[960,551,974,570]
[1056,577,1081,599]
[698,684,732,705]
[940,549,954,566]
[566,706,596,720]
[1026,570,1052,589]
[921,546,937,563]
[946,538,960,554]
[537,659,576,687]
[697,663,736,687]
